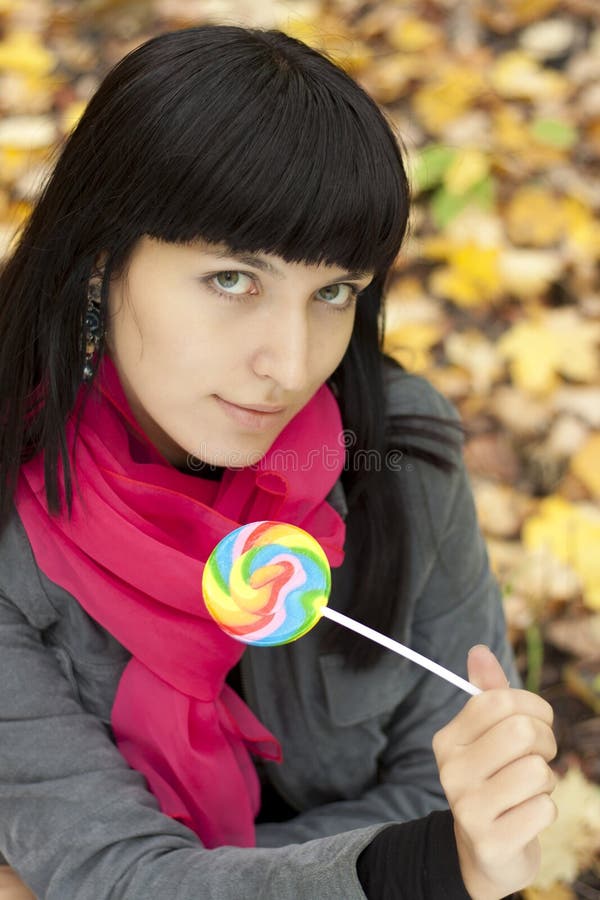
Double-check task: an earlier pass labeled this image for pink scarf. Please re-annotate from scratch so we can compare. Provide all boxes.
[15,354,346,848]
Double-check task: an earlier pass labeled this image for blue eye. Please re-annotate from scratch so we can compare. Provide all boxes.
[212,271,255,295]
[316,284,357,309]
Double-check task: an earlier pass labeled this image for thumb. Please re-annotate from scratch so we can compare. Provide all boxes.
[467,644,510,691]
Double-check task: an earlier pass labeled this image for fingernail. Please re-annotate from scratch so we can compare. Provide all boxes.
[468,644,490,655]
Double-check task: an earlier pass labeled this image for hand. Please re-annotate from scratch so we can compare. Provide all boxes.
[432,645,557,900]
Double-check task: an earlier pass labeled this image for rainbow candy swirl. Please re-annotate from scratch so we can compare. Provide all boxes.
[202,521,331,646]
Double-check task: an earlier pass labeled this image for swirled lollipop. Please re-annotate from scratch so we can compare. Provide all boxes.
[202,521,330,646]
[203,521,480,695]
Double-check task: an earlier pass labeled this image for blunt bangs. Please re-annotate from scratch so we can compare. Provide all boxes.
[86,27,409,277]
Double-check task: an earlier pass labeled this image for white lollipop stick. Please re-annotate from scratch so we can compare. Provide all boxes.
[321,607,481,696]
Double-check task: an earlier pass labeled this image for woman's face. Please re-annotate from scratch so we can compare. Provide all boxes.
[105,236,372,468]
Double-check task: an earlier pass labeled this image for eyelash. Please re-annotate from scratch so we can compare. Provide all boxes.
[203,272,360,313]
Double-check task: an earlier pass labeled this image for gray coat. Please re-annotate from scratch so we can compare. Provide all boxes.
[0,369,519,899]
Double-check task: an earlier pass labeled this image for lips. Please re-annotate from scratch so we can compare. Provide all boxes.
[214,395,286,431]
[226,401,285,413]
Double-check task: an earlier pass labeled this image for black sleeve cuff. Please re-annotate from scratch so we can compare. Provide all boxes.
[356,809,471,900]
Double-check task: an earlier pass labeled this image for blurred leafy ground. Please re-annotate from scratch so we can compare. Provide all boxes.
[0,0,599,895]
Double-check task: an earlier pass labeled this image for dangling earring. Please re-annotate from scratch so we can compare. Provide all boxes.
[82,279,105,382]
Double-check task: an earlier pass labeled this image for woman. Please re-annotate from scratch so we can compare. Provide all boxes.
[0,25,556,899]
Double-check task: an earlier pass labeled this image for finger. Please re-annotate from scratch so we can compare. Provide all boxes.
[453,795,556,892]
[488,756,558,821]
[457,756,557,825]
[467,644,510,691]
[435,686,554,755]
[489,792,558,859]
[439,717,557,799]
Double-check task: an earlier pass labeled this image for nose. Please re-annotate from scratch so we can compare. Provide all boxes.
[251,304,310,393]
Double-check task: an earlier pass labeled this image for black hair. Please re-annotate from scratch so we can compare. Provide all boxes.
[0,25,462,667]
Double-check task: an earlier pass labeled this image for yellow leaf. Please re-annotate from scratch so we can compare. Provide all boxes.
[511,0,562,22]
[554,387,600,429]
[0,32,56,78]
[430,242,502,307]
[490,51,569,101]
[473,481,532,539]
[384,279,444,331]
[388,18,442,53]
[506,187,565,247]
[548,309,600,384]
[361,54,429,103]
[452,244,500,288]
[530,767,600,889]
[383,322,443,374]
[520,18,579,61]
[0,115,56,150]
[0,70,58,116]
[413,65,486,134]
[562,197,600,262]
[428,270,472,307]
[498,249,563,298]
[497,311,600,393]
[384,322,443,351]
[445,209,505,246]
[444,330,504,394]
[522,496,600,610]
[426,365,471,401]
[493,105,531,152]
[444,149,490,196]
[498,321,562,394]
[386,346,434,373]
[0,148,31,183]
[421,236,454,260]
[510,546,582,609]
[477,0,561,31]
[571,434,600,499]
[492,106,570,171]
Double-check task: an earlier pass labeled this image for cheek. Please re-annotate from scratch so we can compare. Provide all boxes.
[315,316,354,372]
[109,289,216,370]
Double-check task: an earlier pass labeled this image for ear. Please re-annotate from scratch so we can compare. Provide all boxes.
[92,251,108,278]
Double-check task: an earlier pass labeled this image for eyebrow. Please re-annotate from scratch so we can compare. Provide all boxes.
[211,248,371,283]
